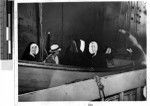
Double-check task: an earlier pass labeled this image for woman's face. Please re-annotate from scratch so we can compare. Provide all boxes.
[30,43,39,55]
[89,41,98,55]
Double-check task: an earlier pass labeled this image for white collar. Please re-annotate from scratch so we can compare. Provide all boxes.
[30,52,35,57]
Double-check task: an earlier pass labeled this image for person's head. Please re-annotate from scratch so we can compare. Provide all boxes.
[89,41,98,56]
[30,43,39,56]
[49,44,61,55]
[105,47,111,54]
[80,39,85,52]
[72,39,85,53]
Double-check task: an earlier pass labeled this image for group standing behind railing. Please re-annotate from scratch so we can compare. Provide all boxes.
[21,29,146,67]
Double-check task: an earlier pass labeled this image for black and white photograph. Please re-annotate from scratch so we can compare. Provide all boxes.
[17,1,147,102]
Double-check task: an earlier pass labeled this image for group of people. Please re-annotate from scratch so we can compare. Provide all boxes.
[21,29,146,68]
[21,42,61,65]
[63,39,112,68]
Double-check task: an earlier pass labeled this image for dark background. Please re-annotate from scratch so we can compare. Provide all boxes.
[18,2,146,63]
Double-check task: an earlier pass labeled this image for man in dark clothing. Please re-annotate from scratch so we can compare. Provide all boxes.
[44,44,61,64]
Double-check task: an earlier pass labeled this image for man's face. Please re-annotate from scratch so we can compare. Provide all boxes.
[54,50,60,55]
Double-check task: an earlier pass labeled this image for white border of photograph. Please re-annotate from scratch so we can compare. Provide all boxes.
[13,0,150,106]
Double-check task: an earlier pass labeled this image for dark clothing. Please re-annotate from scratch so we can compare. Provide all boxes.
[85,50,107,68]
[21,42,38,61]
[63,40,91,67]
[130,46,143,61]
[91,53,107,68]
[63,47,88,66]
[21,53,37,61]
[44,55,56,64]
[129,46,145,65]
[44,54,59,64]
[63,41,107,68]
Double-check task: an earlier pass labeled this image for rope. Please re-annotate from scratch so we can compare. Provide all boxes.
[94,76,105,101]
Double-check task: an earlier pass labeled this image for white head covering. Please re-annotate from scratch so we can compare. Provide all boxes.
[89,41,98,56]
[80,39,85,52]
[30,43,39,56]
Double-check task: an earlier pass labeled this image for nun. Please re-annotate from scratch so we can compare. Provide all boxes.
[21,42,39,61]
[88,41,107,68]
[63,39,91,67]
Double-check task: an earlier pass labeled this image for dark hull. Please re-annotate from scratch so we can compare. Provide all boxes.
[18,60,145,94]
